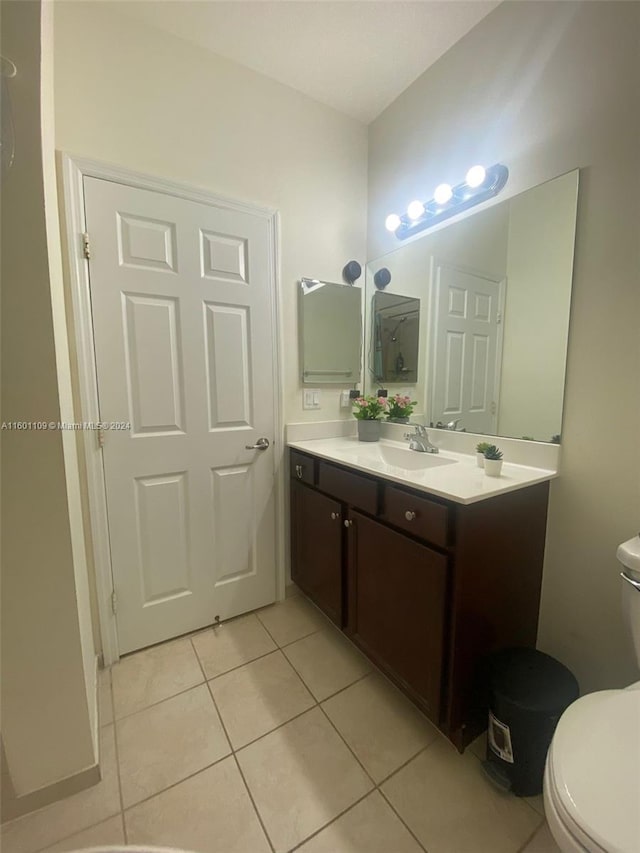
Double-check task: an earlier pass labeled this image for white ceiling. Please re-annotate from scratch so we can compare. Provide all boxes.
[114,1,500,123]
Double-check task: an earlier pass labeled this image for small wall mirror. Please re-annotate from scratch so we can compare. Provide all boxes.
[371,292,420,384]
[299,279,362,384]
[365,169,579,443]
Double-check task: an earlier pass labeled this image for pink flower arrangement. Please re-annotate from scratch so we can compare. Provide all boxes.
[387,394,416,420]
[352,395,388,421]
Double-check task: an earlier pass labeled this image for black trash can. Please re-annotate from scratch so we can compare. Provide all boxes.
[483,648,579,796]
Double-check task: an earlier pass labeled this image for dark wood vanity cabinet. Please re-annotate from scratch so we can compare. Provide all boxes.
[289,448,550,751]
[290,479,344,626]
[347,511,447,722]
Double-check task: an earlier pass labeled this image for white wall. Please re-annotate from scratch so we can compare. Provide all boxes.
[499,171,577,440]
[1,0,96,813]
[53,0,368,424]
[369,0,640,692]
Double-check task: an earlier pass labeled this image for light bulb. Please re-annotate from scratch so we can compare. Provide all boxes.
[385,213,402,232]
[407,200,425,220]
[466,165,486,188]
[433,183,453,205]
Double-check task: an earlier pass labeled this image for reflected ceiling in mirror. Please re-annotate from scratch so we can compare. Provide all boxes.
[365,170,579,443]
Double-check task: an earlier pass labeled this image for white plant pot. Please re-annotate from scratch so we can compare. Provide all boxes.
[476,452,485,468]
[484,458,503,477]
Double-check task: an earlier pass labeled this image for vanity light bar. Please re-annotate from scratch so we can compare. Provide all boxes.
[386,163,509,240]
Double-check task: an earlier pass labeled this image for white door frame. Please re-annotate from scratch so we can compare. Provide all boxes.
[428,257,506,434]
[59,153,285,665]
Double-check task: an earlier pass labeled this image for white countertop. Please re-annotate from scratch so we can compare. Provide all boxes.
[287,436,557,505]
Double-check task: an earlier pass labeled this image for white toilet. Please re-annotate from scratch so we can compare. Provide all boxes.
[543,536,640,853]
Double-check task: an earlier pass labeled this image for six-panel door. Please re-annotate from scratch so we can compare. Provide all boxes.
[84,177,277,654]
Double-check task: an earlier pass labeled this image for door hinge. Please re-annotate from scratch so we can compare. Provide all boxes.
[97,427,105,449]
[490,401,497,414]
[82,232,91,260]
[496,311,502,324]
[111,589,117,615]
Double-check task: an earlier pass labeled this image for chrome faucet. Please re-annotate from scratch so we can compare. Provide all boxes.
[403,424,439,454]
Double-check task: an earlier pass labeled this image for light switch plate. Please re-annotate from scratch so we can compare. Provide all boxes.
[340,390,352,408]
[303,388,321,410]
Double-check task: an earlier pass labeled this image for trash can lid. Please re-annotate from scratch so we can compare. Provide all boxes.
[489,648,579,712]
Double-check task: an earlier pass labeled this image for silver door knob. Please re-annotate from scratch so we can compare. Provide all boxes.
[344,519,353,528]
[405,511,416,521]
[246,437,270,450]
[330,512,340,521]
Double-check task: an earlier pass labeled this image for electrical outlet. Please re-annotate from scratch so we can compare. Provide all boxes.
[303,388,321,410]
[340,390,352,408]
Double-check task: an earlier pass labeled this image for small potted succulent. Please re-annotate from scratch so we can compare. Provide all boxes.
[476,441,491,468]
[483,444,504,477]
[353,395,388,442]
[386,394,417,424]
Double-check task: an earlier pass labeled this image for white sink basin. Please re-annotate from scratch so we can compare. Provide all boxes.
[375,443,457,471]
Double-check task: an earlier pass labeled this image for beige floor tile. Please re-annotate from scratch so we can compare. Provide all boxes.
[117,683,230,807]
[256,595,328,647]
[112,636,203,718]
[0,727,121,853]
[39,816,124,853]
[381,737,541,853]
[98,668,113,727]
[283,628,371,701]
[237,707,373,853]
[191,613,276,679]
[125,757,270,853]
[296,791,423,853]
[322,671,438,782]
[525,794,546,816]
[521,822,562,853]
[209,650,314,748]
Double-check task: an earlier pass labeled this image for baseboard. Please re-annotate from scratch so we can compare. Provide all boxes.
[1,761,100,824]
[1,656,101,824]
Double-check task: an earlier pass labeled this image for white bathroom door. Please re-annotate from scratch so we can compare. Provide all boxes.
[83,176,277,654]
[430,262,504,434]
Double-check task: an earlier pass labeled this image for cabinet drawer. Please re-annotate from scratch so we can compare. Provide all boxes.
[318,462,379,516]
[290,450,316,485]
[383,485,450,548]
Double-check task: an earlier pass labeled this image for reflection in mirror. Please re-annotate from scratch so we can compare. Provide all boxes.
[371,292,420,384]
[365,170,579,443]
[299,279,362,384]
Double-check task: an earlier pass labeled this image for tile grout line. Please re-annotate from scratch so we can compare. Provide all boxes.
[284,789,375,853]
[86,603,537,853]
[317,703,432,853]
[108,670,128,844]
[195,640,276,853]
[215,599,438,850]
[515,821,546,853]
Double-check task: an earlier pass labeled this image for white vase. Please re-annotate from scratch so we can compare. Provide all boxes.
[484,458,503,477]
[476,452,485,468]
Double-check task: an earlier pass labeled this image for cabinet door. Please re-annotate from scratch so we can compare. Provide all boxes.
[347,511,447,723]
[290,480,344,626]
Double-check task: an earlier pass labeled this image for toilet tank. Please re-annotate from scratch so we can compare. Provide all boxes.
[618,535,640,668]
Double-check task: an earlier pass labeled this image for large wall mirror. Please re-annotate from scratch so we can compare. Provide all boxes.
[365,170,579,443]
[299,279,362,384]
